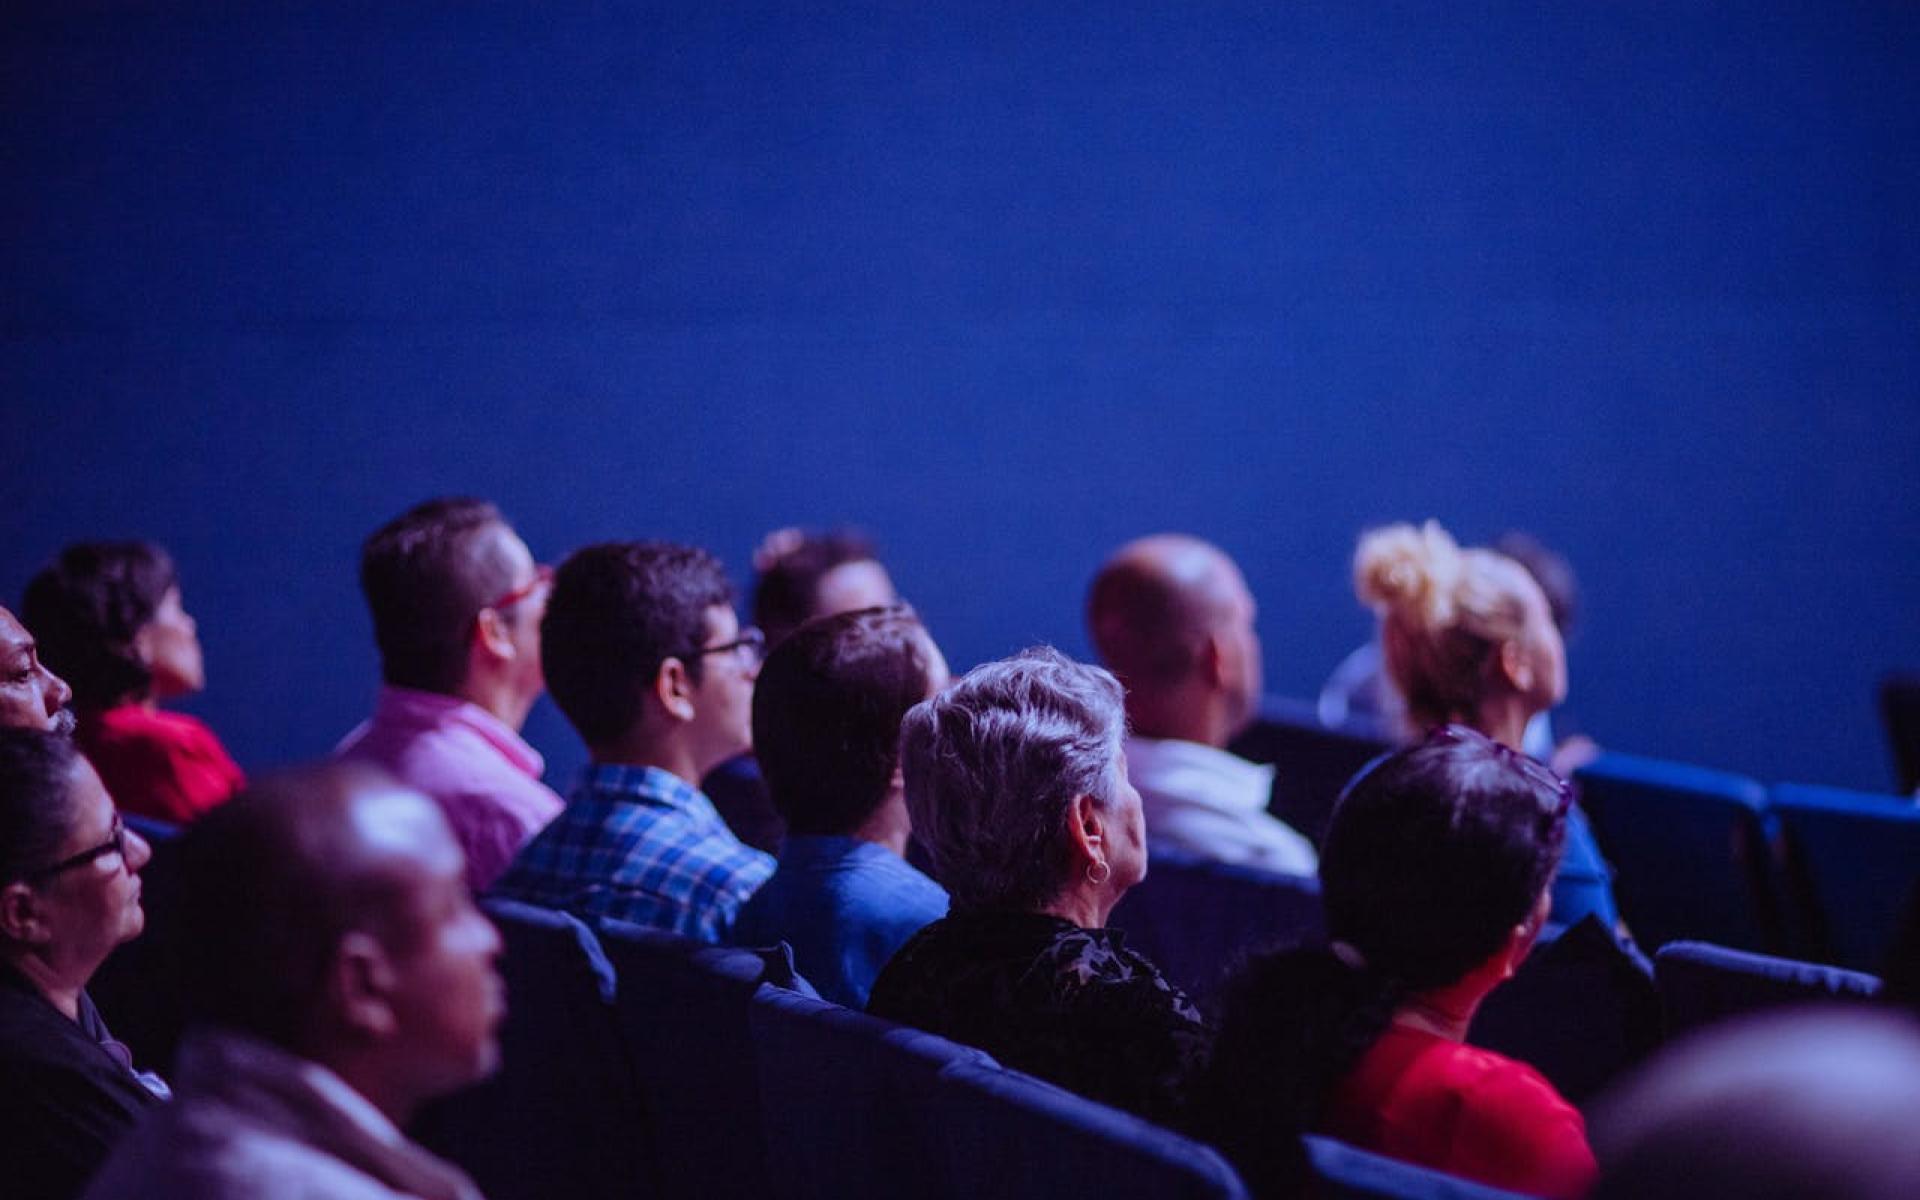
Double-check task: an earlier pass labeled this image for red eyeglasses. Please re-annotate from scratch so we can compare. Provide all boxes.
[484,565,554,613]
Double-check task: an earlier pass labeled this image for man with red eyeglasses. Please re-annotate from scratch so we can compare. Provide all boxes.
[335,497,562,892]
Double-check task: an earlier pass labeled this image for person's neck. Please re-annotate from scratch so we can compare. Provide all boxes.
[1470,698,1536,754]
[1038,882,1111,930]
[324,1054,424,1130]
[590,732,704,788]
[1126,686,1230,748]
[1391,976,1490,1043]
[850,792,912,858]
[453,674,535,733]
[5,951,83,1021]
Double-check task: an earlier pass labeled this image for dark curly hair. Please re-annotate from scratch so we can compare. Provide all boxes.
[21,541,179,709]
[0,728,82,885]
[1194,726,1569,1195]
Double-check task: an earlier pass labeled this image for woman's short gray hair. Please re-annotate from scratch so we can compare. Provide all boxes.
[899,646,1127,912]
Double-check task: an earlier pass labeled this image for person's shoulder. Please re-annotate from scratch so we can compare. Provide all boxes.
[1427,1040,1583,1126]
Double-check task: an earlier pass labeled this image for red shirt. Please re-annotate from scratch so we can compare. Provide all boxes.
[1325,1024,1597,1199]
[78,704,245,825]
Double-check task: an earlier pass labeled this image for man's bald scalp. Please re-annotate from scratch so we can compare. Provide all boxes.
[1087,535,1239,687]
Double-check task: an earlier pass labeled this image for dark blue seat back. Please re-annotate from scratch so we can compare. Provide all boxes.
[1228,695,1392,848]
[1109,848,1323,1014]
[1469,915,1661,1104]
[1573,752,1780,953]
[1879,672,1920,794]
[1303,1136,1538,1199]
[1655,939,1883,1037]
[929,1060,1249,1200]
[596,918,778,1199]
[413,898,645,1200]
[1773,783,1920,971]
[750,988,996,1199]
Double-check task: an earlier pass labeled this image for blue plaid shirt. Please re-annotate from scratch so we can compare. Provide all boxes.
[490,763,775,943]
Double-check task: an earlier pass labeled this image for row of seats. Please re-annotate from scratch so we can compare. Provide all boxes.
[419,898,1536,1200]
[1229,698,1920,972]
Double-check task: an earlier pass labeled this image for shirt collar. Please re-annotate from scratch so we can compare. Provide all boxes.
[372,686,545,778]
[1124,735,1275,810]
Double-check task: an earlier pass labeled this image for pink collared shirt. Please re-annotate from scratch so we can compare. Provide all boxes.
[335,686,564,892]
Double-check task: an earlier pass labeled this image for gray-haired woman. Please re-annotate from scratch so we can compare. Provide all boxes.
[866,647,1209,1125]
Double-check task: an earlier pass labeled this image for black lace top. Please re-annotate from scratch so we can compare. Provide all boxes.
[867,909,1211,1125]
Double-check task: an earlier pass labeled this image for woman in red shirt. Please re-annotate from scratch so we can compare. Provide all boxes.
[22,542,243,825]
[1197,726,1595,1198]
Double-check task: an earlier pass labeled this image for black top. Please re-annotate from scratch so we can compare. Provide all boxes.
[867,909,1211,1125]
[0,963,164,1200]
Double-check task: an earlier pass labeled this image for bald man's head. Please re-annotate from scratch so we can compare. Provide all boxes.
[172,763,503,1101]
[1087,536,1263,739]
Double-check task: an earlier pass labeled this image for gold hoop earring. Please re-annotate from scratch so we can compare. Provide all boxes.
[1086,860,1111,886]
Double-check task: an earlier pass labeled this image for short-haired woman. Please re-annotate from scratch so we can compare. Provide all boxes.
[866,647,1209,1125]
[0,728,166,1200]
[1198,727,1596,1198]
[23,542,243,825]
[1353,519,1617,930]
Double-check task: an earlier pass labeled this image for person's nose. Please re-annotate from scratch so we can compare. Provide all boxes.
[124,827,153,873]
[42,664,72,715]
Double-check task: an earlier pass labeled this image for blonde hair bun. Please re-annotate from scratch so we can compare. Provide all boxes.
[1355,520,1462,627]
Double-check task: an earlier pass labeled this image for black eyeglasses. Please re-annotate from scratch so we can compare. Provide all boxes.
[681,627,766,665]
[28,813,130,880]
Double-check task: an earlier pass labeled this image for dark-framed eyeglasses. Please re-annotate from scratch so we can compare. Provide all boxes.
[681,626,766,665]
[28,813,130,881]
[484,564,554,613]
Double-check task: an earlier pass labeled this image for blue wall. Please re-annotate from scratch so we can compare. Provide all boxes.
[4,2,1916,791]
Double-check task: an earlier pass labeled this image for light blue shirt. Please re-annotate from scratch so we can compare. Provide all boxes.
[733,834,948,1008]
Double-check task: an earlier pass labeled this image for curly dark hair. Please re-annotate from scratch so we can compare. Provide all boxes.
[21,541,179,709]
[1194,726,1569,1195]
[0,728,82,885]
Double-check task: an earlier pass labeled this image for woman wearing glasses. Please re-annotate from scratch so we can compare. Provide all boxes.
[22,541,243,826]
[1351,519,1619,932]
[0,727,166,1200]
[1197,729,1595,1198]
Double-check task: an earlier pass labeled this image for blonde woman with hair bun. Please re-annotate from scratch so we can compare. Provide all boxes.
[1351,520,1619,932]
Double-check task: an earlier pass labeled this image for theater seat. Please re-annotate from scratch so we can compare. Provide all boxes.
[1302,1136,1538,1199]
[1228,695,1392,847]
[929,1060,1250,1200]
[1655,940,1883,1038]
[413,899,646,1200]
[1773,783,1920,971]
[1108,847,1323,1013]
[1572,752,1779,953]
[750,988,996,1198]
[595,919,787,1199]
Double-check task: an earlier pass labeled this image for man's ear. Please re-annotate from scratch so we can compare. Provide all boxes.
[1197,632,1228,688]
[328,931,401,1040]
[0,882,47,944]
[655,657,696,723]
[473,607,517,664]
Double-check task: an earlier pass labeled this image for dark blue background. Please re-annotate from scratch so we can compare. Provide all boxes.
[4,2,1916,792]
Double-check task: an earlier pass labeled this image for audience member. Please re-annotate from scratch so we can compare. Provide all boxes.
[1352,520,1619,930]
[1197,726,1594,1199]
[1590,1008,1920,1199]
[81,763,499,1200]
[706,527,900,854]
[1087,535,1315,874]
[0,728,165,1200]
[492,542,773,942]
[335,498,562,892]
[23,543,242,824]
[732,606,950,1006]
[0,606,76,734]
[867,647,1210,1125]
[1322,530,1595,771]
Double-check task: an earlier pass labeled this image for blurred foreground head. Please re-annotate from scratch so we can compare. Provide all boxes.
[1591,1007,1920,1200]
[173,763,503,1122]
